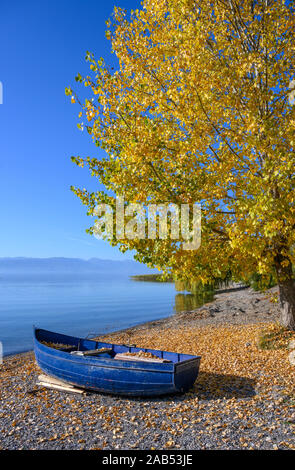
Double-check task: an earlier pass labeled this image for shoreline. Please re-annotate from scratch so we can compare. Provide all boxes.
[4,285,280,361]
[3,314,174,360]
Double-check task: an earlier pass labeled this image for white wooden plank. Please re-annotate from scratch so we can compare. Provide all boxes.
[38,374,74,388]
[37,381,86,394]
[114,353,171,363]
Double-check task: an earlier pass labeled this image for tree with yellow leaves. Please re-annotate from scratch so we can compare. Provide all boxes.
[67,0,295,329]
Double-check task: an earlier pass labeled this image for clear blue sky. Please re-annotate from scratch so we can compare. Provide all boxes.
[0,0,140,259]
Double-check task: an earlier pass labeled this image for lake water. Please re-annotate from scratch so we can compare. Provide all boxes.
[0,273,210,356]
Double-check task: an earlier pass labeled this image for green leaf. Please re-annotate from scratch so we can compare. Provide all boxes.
[75,73,83,83]
[65,87,72,96]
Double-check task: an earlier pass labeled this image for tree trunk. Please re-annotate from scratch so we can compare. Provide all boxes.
[277,278,295,330]
[275,251,295,330]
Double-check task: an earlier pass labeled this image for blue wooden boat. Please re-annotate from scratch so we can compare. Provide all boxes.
[33,327,201,396]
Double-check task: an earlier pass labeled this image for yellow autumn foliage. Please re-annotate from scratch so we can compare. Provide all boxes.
[69,0,295,325]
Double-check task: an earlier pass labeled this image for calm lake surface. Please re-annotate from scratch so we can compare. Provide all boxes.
[0,273,211,356]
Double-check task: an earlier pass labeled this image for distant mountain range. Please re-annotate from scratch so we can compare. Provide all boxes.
[0,257,158,275]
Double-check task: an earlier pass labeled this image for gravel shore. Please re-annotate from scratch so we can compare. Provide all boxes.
[1,286,295,450]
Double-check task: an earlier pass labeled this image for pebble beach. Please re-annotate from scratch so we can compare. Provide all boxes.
[1,286,295,450]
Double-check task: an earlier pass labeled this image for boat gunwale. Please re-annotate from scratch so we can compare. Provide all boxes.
[34,328,201,369]
[35,344,179,373]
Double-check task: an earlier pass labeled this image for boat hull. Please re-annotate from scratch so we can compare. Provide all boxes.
[33,328,201,397]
